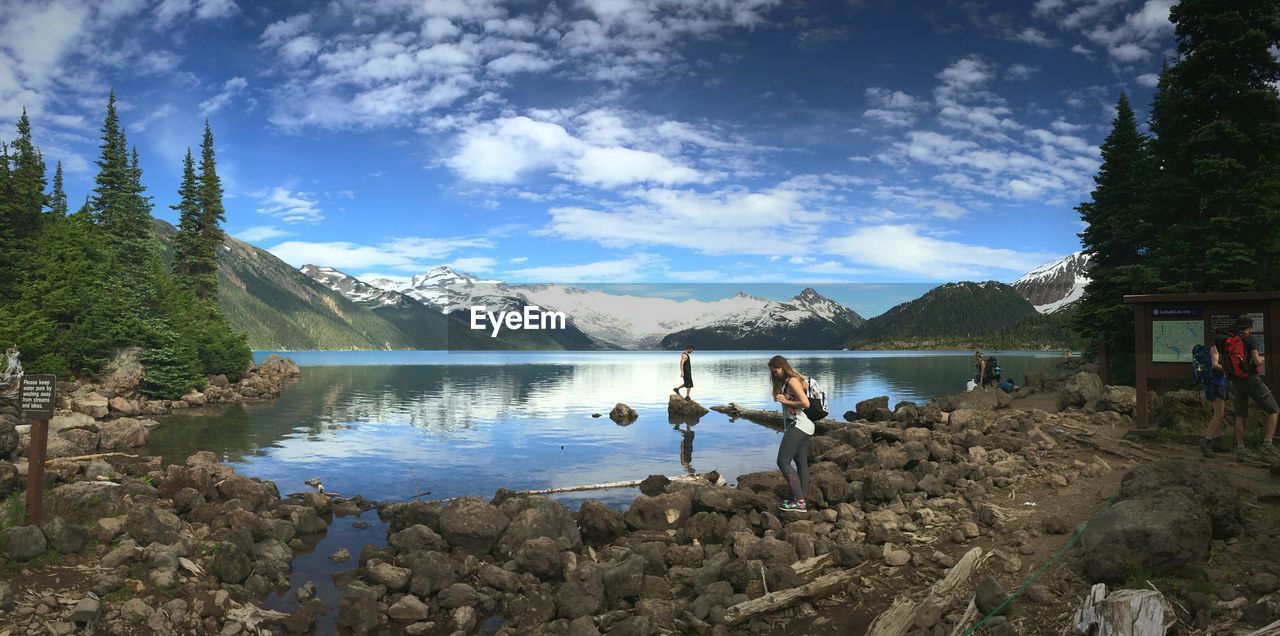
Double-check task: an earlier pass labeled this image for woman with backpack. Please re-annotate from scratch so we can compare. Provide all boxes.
[1198,331,1240,460]
[769,355,814,512]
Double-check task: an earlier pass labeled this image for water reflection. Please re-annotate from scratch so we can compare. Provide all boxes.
[146,351,1066,505]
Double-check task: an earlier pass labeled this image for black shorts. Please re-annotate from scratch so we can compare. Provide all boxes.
[1231,376,1279,417]
[1203,382,1228,402]
[682,377,694,388]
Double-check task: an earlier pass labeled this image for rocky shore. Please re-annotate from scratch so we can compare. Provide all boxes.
[0,363,1274,635]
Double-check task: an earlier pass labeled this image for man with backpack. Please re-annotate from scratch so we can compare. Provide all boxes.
[1222,316,1278,458]
[1198,331,1238,460]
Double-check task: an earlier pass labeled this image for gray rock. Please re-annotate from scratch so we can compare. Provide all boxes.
[478,563,522,593]
[975,576,1007,615]
[388,594,430,623]
[515,536,564,581]
[579,500,626,547]
[557,564,605,620]
[46,482,128,524]
[329,547,350,563]
[3,525,47,560]
[72,392,110,419]
[0,461,19,496]
[68,596,101,623]
[496,496,581,558]
[1251,572,1280,595]
[438,497,508,554]
[368,562,412,591]
[121,597,154,621]
[601,554,646,604]
[0,415,19,459]
[667,395,708,420]
[1058,372,1103,410]
[855,396,890,420]
[389,524,447,553]
[337,581,379,634]
[638,474,670,497]
[624,491,692,531]
[0,581,12,611]
[98,417,148,449]
[438,582,483,609]
[42,516,87,554]
[609,403,638,424]
[406,551,456,597]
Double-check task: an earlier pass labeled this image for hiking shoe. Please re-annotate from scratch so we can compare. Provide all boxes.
[1260,443,1279,460]
[778,499,807,512]
[1200,437,1215,458]
[1236,446,1247,463]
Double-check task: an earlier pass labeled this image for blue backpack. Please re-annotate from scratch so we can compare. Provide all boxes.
[1191,344,1216,384]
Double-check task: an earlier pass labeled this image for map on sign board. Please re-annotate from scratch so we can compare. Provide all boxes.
[1153,320,1204,363]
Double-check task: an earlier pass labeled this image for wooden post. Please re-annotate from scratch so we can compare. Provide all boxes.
[25,419,47,525]
[18,374,56,526]
[1097,337,1110,386]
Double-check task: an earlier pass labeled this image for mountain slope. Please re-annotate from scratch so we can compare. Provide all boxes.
[153,220,413,350]
[1011,251,1091,314]
[841,281,1038,348]
[660,288,865,350]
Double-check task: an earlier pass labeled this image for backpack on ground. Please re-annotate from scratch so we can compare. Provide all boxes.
[1191,344,1215,383]
[999,379,1015,393]
[1223,335,1251,379]
[802,376,829,422]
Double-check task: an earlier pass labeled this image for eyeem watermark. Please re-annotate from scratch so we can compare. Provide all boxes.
[469,305,567,337]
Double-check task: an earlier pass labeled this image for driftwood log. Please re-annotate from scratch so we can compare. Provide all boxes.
[1072,584,1169,636]
[44,452,140,466]
[416,472,720,504]
[867,547,988,636]
[721,566,862,625]
[711,403,904,443]
[1246,619,1280,636]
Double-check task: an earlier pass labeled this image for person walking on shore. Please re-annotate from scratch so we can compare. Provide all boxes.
[1223,316,1279,458]
[673,345,695,400]
[770,355,814,512]
[1198,330,1239,460]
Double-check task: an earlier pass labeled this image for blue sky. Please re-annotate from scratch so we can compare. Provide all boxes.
[0,0,1176,295]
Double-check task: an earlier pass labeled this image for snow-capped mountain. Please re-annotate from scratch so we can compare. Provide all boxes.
[319,265,866,349]
[1011,251,1091,314]
[300,264,405,308]
[659,288,866,350]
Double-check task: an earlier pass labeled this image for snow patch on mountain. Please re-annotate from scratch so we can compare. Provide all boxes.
[1012,251,1091,313]
[301,264,403,308]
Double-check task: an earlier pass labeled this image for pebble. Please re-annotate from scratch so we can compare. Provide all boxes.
[330,548,351,563]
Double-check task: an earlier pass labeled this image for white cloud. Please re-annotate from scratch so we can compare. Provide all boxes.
[509,256,528,264]
[826,224,1053,278]
[863,87,927,127]
[155,0,238,25]
[255,187,325,223]
[1014,27,1057,48]
[449,256,498,272]
[1136,72,1159,87]
[194,0,238,20]
[234,226,294,243]
[1006,64,1036,81]
[508,254,667,283]
[261,13,312,47]
[199,76,248,115]
[269,234,494,270]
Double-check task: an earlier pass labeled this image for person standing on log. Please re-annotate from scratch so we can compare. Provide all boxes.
[770,354,814,512]
[672,345,695,400]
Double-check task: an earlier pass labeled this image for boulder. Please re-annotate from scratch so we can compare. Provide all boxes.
[579,500,626,547]
[856,396,890,420]
[0,461,19,496]
[668,395,708,421]
[1151,389,1209,431]
[3,525,47,560]
[624,491,693,531]
[388,594,430,623]
[609,403,638,424]
[337,581,379,634]
[42,516,87,554]
[1081,493,1212,584]
[514,536,564,580]
[181,390,207,406]
[46,482,128,525]
[1118,460,1240,539]
[1058,372,1103,410]
[71,392,110,419]
[638,474,670,497]
[557,564,605,620]
[496,496,581,558]
[389,525,447,553]
[108,397,137,416]
[98,417,148,450]
[1096,385,1137,416]
[0,415,17,459]
[438,497,509,554]
[102,348,144,396]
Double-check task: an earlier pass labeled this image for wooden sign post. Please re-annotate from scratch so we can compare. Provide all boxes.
[19,374,55,526]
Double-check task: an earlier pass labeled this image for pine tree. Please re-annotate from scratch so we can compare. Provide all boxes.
[0,143,14,304]
[195,121,226,300]
[10,109,47,240]
[172,148,201,285]
[1072,93,1158,385]
[49,162,66,216]
[1146,0,1280,292]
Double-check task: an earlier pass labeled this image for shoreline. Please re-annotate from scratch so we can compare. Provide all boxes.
[5,364,1140,635]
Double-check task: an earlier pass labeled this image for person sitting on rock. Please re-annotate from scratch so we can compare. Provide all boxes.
[1200,330,1240,461]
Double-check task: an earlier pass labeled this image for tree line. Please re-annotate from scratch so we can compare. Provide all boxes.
[0,92,251,398]
[1073,0,1280,384]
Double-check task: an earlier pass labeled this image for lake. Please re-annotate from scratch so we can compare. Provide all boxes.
[145,350,1068,507]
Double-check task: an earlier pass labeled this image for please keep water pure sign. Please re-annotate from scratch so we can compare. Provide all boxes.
[20,374,55,420]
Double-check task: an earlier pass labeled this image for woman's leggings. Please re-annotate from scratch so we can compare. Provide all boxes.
[777,425,811,501]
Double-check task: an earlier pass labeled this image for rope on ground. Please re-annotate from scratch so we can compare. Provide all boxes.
[958,491,1120,636]
[957,461,1279,635]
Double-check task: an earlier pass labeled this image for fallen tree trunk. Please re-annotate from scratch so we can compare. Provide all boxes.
[711,403,903,442]
[416,472,718,504]
[721,566,861,625]
[45,452,140,466]
[791,552,836,580]
[867,547,987,636]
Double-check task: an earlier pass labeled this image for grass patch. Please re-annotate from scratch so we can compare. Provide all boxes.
[2,492,23,528]
[102,586,135,603]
